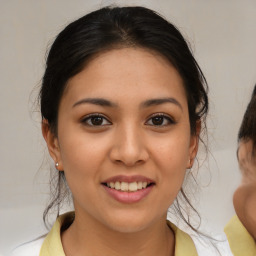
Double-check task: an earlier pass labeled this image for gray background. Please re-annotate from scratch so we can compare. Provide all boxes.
[1,0,256,254]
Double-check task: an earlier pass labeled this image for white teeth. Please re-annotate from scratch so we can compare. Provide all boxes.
[121,182,128,191]
[137,181,142,189]
[128,182,138,192]
[106,181,151,192]
[115,181,121,190]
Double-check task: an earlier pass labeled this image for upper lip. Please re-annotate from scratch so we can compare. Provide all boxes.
[102,175,155,184]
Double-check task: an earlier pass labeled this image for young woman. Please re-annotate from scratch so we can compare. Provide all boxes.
[225,85,256,255]
[12,6,229,256]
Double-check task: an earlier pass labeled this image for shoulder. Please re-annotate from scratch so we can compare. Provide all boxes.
[167,220,233,256]
[190,232,233,256]
[10,237,45,256]
[225,215,256,256]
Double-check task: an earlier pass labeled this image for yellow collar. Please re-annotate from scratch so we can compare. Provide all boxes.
[40,212,74,256]
[40,212,198,256]
[167,221,198,256]
[224,215,256,256]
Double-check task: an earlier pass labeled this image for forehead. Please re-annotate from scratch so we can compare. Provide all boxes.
[62,47,187,107]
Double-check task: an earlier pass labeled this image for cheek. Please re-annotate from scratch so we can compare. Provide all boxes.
[58,132,110,186]
[151,134,190,197]
[58,136,111,212]
[153,134,190,172]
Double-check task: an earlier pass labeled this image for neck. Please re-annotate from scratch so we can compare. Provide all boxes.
[61,212,175,256]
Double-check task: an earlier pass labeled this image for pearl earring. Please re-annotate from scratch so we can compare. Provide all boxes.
[187,158,193,170]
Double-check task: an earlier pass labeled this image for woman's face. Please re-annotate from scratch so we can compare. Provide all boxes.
[44,48,199,233]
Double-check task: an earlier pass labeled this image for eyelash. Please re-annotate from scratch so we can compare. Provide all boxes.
[81,114,111,126]
[145,113,175,126]
[81,113,175,127]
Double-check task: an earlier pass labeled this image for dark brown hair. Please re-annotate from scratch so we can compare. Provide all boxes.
[238,85,256,156]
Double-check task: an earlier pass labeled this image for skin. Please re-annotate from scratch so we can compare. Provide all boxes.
[233,139,256,240]
[43,48,200,256]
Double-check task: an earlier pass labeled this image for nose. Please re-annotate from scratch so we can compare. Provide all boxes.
[109,124,149,167]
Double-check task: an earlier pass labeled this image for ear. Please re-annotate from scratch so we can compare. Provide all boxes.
[187,121,201,169]
[42,119,63,171]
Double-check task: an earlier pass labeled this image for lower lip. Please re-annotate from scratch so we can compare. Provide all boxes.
[102,185,154,204]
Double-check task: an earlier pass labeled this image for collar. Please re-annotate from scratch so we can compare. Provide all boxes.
[167,221,198,256]
[40,212,198,256]
[224,215,256,256]
[40,212,73,256]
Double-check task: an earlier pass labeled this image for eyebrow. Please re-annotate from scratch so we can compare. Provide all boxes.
[140,98,183,110]
[73,98,117,108]
[72,97,182,110]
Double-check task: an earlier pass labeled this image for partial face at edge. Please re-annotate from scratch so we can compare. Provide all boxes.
[43,47,200,233]
[237,139,256,182]
[234,139,256,239]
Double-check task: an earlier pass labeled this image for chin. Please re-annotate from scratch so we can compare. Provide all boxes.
[103,211,157,234]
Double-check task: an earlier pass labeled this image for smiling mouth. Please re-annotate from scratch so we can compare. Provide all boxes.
[102,181,154,192]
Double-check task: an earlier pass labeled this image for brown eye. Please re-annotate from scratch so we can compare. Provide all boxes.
[152,116,164,125]
[146,114,175,126]
[82,114,111,126]
[91,116,104,125]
